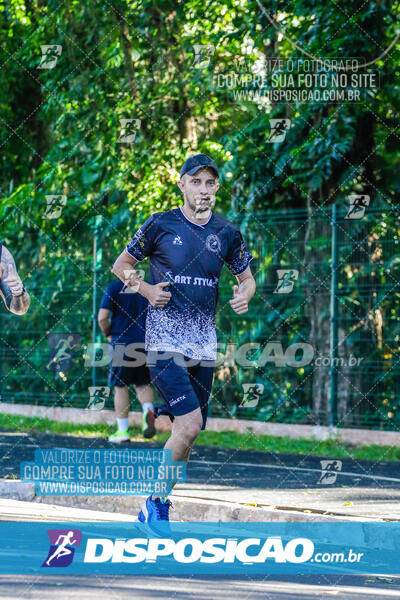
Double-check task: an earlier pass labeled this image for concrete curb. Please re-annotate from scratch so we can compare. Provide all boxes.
[0,479,379,522]
[1,402,400,446]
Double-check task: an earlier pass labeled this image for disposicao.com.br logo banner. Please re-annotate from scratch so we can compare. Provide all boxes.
[1,522,400,575]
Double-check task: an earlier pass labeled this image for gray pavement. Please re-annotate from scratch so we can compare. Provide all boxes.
[1,435,400,600]
[1,574,400,599]
[1,429,399,521]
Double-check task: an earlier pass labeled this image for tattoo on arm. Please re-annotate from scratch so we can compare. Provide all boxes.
[0,246,31,315]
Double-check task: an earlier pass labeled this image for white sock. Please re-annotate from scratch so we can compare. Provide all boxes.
[117,418,129,431]
[142,402,154,413]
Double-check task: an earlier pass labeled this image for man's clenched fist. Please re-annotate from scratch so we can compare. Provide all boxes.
[146,281,171,308]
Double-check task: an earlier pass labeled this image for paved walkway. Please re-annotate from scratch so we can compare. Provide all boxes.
[1,430,399,521]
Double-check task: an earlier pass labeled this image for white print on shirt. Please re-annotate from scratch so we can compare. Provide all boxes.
[146,305,217,361]
[172,274,218,287]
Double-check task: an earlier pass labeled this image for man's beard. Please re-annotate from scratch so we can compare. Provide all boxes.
[187,195,215,217]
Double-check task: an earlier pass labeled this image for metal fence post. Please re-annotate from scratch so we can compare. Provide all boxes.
[330,203,338,426]
[92,215,103,388]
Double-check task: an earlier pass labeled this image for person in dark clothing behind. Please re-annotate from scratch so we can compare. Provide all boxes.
[98,279,156,441]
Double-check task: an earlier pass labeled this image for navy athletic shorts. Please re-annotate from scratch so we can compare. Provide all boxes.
[108,344,150,388]
[147,351,215,430]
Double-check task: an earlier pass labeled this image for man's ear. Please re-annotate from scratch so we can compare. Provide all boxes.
[177,179,185,193]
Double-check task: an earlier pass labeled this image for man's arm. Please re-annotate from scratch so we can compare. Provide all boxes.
[229,266,256,314]
[112,250,171,308]
[112,251,151,298]
[0,246,31,315]
[98,308,112,341]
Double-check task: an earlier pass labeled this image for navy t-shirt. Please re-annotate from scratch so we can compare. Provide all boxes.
[99,279,148,345]
[125,207,253,360]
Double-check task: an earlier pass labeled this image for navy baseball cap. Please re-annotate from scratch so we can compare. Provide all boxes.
[180,154,219,178]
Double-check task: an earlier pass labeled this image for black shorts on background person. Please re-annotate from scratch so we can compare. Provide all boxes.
[98,279,156,441]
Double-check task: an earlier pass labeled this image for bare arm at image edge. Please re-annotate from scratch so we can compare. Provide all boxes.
[0,246,31,315]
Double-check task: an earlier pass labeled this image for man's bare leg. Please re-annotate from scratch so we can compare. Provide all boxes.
[108,385,131,442]
[114,385,130,419]
[152,407,202,499]
[135,383,156,438]
[135,382,154,408]
[165,407,202,460]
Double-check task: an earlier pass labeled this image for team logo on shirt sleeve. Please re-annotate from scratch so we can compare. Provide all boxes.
[205,234,221,253]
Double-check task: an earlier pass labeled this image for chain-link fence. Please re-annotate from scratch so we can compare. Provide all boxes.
[1,204,399,431]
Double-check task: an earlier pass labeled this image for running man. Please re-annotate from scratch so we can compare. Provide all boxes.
[112,154,256,525]
[98,278,156,441]
[0,243,30,315]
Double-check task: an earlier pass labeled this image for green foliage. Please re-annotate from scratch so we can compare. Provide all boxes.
[0,1,399,429]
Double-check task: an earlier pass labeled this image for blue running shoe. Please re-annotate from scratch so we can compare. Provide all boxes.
[137,495,172,536]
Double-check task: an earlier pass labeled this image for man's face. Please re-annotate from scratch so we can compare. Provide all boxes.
[178,168,220,218]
